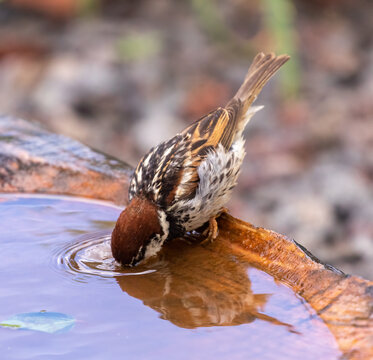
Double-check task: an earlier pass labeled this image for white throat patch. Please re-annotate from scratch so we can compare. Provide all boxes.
[143,209,169,260]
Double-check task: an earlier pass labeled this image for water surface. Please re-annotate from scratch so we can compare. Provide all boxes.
[0,194,341,359]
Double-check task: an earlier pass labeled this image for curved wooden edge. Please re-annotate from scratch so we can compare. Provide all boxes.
[1,116,372,358]
[218,213,373,359]
[0,116,132,205]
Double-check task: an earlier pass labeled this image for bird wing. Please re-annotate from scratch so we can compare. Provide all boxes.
[129,107,240,207]
[129,133,190,206]
[174,106,241,201]
[173,53,290,201]
[130,53,290,206]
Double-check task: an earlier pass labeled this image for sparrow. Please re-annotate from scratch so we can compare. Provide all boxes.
[111,52,290,266]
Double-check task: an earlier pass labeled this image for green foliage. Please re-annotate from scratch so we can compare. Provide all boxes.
[261,0,300,97]
[117,32,162,62]
[191,0,229,43]
[191,0,300,97]
[191,0,254,56]
[77,0,101,17]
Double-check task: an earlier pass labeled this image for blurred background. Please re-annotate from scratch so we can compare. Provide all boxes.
[0,0,372,279]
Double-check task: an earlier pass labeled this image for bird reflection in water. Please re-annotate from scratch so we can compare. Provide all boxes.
[115,237,293,330]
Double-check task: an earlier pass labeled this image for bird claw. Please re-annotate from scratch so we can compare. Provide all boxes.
[185,208,229,245]
[200,216,219,244]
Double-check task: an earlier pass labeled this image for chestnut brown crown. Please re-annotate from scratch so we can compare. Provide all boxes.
[111,197,162,266]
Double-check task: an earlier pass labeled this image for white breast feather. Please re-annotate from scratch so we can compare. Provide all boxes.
[169,137,246,231]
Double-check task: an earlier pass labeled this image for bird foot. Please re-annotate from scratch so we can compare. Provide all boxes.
[200,216,218,244]
[201,209,229,244]
[186,208,230,244]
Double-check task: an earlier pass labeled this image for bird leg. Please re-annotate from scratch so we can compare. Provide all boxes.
[200,216,218,244]
[201,207,229,244]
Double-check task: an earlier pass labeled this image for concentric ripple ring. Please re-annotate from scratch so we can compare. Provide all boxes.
[53,231,155,280]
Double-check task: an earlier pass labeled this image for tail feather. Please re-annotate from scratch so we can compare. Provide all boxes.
[225,53,289,140]
[229,52,290,114]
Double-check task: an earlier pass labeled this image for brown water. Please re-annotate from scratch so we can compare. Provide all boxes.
[0,194,341,359]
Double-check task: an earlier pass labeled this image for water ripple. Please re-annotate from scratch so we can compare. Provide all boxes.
[53,231,155,280]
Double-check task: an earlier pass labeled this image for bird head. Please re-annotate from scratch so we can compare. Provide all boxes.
[111,197,169,266]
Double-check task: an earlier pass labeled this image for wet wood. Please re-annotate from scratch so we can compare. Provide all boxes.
[0,116,132,205]
[0,116,372,359]
[112,235,342,359]
[218,214,373,360]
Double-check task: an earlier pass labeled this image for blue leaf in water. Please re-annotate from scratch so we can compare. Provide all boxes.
[0,311,75,333]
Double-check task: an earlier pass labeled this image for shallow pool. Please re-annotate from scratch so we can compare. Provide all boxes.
[0,194,341,359]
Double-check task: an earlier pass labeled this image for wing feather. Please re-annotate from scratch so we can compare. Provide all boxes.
[175,105,241,200]
[130,53,290,206]
[174,53,289,201]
